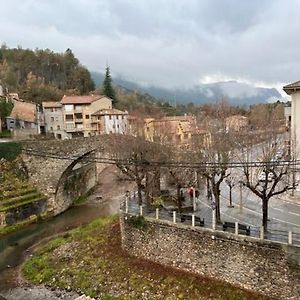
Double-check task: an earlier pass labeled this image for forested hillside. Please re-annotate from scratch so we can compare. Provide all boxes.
[0,45,95,103]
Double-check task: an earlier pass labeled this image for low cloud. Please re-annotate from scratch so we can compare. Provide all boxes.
[0,0,299,92]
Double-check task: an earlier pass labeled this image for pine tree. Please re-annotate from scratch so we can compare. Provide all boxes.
[102,66,117,104]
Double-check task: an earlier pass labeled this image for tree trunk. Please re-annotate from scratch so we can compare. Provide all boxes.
[229,186,233,207]
[177,185,182,213]
[262,198,269,230]
[213,187,221,223]
[145,173,150,204]
[206,178,210,199]
[137,183,143,206]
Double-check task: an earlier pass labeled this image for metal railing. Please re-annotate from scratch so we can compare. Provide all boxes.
[120,196,300,247]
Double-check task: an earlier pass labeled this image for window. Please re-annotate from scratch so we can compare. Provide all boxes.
[50,126,53,131]
[57,125,60,130]
[122,116,124,120]
[75,113,82,119]
[116,115,119,120]
[51,117,54,122]
[66,114,74,121]
[109,115,112,120]
[85,115,90,119]
[65,105,74,111]
[117,124,119,129]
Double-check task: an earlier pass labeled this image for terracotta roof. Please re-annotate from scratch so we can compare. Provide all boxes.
[92,109,128,116]
[61,95,110,104]
[283,81,300,95]
[42,101,62,108]
[10,100,36,123]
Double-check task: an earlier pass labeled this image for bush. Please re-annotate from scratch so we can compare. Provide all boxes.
[152,196,163,208]
[0,142,21,161]
[126,215,147,230]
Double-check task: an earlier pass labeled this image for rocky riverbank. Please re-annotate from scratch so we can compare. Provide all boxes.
[21,215,270,300]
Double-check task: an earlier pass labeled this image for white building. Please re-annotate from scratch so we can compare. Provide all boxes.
[283,81,300,158]
[91,109,128,134]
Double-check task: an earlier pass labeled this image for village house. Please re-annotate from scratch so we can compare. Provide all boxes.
[42,101,66,139]
[41,94,128,139]
[225,115,249,132]
[91,108,128,135]
[60,94,113,138]
[6,95,39,138]
[144,115,197,144]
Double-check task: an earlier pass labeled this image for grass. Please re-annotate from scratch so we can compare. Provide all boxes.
[0,217,38,237]
[0,161,48,236]
[0,130,12,138]
[22,216,273,300]
[0,142,21,161]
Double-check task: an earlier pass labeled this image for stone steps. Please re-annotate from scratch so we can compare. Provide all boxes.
[0,186,36,200]
[0,192,46,212]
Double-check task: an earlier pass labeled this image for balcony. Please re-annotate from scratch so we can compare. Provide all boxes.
[65,124,84,133]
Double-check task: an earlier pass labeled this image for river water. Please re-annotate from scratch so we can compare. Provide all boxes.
[0,197,121,299]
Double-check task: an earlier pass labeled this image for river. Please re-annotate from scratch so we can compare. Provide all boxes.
[0,194,123,299]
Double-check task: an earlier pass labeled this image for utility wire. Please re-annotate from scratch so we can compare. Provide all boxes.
[21,147,298,169]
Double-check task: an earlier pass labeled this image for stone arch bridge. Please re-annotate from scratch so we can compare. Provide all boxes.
[21,135,128,215]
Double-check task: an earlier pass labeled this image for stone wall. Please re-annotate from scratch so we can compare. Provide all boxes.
[5,198,47,225]
[21,135,127,215]
[120,215,300,299]
[54,161,96,215]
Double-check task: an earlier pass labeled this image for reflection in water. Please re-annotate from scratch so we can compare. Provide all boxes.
[0,199,119,292]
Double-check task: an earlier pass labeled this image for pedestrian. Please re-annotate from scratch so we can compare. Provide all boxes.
[188,187,194,202]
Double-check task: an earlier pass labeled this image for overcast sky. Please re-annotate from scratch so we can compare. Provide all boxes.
[1,0,299,92]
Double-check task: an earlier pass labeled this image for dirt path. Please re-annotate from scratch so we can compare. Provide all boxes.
[87,165,135,208]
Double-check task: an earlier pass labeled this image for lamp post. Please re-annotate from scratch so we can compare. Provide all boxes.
[238,181,243,211]
[125,190,130,213]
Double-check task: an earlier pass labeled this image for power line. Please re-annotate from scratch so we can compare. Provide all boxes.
[21,147,299,169]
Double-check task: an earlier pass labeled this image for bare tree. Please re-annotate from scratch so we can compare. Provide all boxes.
[192,101,235,223]
[109,135,170,206]
[240,136,293,230]
[225,175,236,208]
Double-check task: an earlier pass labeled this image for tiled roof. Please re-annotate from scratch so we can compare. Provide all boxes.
[61,95,109,104]
[283,81,300,95]
[42,101,62,108]
[10,99,36,123]
[92,108,128,116]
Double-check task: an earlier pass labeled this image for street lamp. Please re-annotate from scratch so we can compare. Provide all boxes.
[238,181,243,211]
[125,190,130,213]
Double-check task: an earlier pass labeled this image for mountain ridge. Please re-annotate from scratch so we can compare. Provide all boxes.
[91,71,281,105]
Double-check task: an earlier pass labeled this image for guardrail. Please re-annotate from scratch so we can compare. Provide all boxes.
[120,198,300,247]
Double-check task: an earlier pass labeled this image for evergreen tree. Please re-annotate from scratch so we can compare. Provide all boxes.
[102,66,117,104]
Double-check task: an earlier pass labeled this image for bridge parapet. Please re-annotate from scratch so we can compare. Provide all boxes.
[20,135,123,215]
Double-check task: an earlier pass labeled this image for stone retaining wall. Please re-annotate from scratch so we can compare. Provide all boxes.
[120,215,300,299]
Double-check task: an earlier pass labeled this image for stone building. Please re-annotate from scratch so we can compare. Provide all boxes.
[6,97,39,138]
[42,101,67,139]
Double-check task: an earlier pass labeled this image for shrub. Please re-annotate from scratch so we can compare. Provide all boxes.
[126,215,147,230]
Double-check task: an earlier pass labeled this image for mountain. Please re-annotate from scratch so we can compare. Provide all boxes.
[91,71,281,106]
